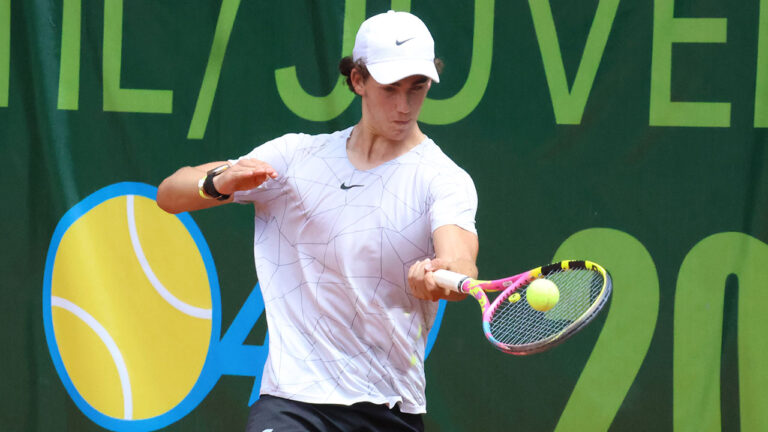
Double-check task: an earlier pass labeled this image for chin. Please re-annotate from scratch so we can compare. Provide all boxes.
[388,129,409,141]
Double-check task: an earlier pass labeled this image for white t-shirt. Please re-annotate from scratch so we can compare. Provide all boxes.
[232,126,477,414]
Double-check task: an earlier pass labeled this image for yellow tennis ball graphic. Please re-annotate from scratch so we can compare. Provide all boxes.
[526,278,560,312]
[49,192,213,420]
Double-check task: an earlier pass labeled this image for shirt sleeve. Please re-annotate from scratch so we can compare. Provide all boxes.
[428,168,478,235]
[229,133,304,203]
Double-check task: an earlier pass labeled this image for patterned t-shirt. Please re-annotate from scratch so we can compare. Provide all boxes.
[232,126,477,414]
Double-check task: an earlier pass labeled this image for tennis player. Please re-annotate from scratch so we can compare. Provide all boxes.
[158,10,478,431]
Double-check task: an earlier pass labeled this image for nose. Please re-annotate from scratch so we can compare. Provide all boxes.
[396,91,410,114]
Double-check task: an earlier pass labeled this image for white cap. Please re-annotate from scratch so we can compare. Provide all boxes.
[352,11,440,84]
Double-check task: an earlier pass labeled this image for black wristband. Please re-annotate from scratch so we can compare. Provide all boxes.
[202,164,230,200]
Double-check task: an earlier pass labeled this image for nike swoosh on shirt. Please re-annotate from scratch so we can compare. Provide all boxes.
[395,37,415,46]
[340,183,364,190]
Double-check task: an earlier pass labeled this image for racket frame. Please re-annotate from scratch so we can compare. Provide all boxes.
[434,260,612,355]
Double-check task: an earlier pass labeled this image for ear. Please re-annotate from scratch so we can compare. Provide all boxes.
[350,68,365,96]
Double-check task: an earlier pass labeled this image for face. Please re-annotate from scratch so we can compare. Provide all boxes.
[352,71,432,141]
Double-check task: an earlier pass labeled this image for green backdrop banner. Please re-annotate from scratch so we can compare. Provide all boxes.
[2,0,767,431]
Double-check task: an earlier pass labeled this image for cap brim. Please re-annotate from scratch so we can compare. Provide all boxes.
[367,60,440,84]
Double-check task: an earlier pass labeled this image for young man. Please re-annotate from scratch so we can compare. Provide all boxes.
[158,10,478,431]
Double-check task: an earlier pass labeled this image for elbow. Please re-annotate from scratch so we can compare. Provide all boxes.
[156,181,182,214]
[156,201,180,215]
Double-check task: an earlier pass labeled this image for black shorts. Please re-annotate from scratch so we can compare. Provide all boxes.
[245,394,425,432]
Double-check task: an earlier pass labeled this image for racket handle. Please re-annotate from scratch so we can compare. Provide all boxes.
[433,269,469,292]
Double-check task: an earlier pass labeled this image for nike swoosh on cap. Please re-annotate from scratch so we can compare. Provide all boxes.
[395,37,415,46]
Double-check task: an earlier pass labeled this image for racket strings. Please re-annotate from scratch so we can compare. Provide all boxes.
[488,269,605,350]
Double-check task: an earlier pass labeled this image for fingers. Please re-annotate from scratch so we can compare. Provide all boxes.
[408,258,451,302]
[424,258,448,273]
[215,160,278,194]
[233,159,278,178]
[243,161,278,179]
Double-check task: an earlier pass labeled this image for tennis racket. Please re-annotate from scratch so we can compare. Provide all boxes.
[433,260,612,355]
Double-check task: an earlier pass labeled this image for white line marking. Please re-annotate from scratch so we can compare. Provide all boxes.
[126,195,212,320]
[52,296,133,420]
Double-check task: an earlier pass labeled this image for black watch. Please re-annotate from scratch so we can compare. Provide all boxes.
[198,164,230,200]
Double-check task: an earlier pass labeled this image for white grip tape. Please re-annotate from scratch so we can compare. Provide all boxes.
[433,269,468,292]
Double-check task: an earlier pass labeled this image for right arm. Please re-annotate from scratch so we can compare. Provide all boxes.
[157,159,278,214]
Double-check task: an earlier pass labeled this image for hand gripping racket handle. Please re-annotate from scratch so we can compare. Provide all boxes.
[433,269,469,293]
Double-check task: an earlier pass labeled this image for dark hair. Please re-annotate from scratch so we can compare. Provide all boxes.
[338,56,445,93]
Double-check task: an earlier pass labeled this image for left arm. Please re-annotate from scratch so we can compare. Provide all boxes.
[407,224,479,301]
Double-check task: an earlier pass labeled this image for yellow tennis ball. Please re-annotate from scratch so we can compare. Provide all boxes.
[526,278,560,312]
[50,192,213,420]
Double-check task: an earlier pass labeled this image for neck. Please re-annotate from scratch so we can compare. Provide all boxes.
[346,119,426,171]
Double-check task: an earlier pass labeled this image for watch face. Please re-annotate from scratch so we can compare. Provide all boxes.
[208,164,229,176]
